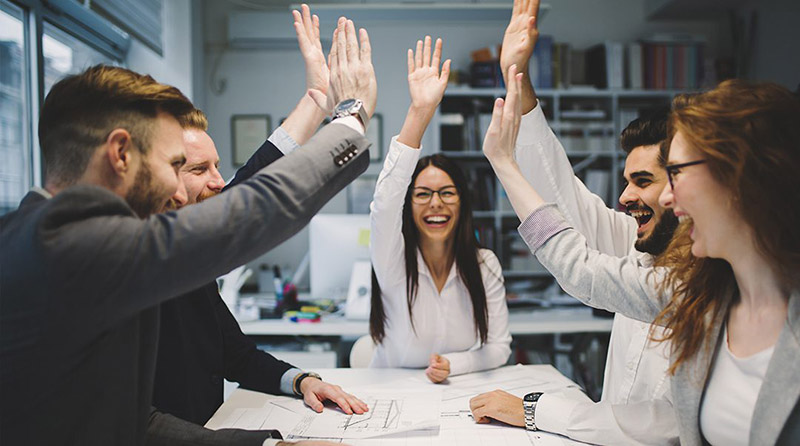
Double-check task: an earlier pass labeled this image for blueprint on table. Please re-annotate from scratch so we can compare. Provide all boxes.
[213,365,589,445]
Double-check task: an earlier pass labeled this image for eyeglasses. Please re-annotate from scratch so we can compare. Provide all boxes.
[411,186,460,204]
[665,160,707,189]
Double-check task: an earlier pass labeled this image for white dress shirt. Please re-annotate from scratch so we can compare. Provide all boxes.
[700,325,774,446]
[369,137,512,376]
[517,104,678,445]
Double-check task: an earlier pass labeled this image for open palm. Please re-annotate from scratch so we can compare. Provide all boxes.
[499,0,540,77]
[293,4,329,93]
[407,36,451,112]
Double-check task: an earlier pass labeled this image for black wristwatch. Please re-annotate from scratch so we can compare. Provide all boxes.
[523,392,543,431]
[332,98,369,129]
[293,371,322,396]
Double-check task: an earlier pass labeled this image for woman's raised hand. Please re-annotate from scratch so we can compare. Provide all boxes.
[407,36,451,113]
[397,36,450,148]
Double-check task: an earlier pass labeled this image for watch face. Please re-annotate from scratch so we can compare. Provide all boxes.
[524,392,543,402]
[336,98,357,112]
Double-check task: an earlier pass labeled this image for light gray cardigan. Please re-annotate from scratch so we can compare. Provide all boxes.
[519,204,800,446]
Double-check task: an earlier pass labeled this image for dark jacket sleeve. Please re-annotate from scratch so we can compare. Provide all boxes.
[146,407,281,446]
[226,140,284,190]
[215,295,294,393]
[220,136,295,391]
[39,123,370,333]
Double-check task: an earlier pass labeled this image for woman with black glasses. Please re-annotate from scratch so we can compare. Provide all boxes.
[368,36,511,382]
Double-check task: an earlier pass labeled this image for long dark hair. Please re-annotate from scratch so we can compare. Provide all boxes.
[370,154,492,346]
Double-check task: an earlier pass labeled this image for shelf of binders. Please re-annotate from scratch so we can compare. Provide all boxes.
[432,86,680,287]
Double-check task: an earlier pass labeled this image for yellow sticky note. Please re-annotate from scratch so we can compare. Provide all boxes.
[357,228,370,247]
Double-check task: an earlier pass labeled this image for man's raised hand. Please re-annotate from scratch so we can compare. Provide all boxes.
[500,0,540,113]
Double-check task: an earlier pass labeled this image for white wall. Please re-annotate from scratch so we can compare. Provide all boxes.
[127,0,194,100]
[200,0,728,286]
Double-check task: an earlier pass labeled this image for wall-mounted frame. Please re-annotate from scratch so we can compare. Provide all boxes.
[367,113,383,163]
[348,175,377,214]
[231,114,271,166]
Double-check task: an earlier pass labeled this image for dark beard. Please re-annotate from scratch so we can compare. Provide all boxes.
[635,209,679,256]
[125,161,164,218]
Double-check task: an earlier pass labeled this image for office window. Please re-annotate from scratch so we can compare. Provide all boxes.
[0,0,126,215]
[0,2,28,214]
[43,22,114,95]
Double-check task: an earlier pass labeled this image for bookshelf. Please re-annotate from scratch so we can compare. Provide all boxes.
[431,86,682,284]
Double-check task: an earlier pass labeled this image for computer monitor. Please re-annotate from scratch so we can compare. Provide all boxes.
[309,214,371,301]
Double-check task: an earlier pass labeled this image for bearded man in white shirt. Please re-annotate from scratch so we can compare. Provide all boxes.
[468,1,679,444]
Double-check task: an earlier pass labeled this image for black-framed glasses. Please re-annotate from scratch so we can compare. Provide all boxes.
[665,160,707,189]
[411,186,460,204]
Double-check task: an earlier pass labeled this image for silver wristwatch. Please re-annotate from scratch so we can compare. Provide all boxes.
[332,98,369,128]
[523,392,543,431]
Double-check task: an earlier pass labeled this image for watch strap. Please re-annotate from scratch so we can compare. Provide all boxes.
[523,394,540,431]
[293,372,322,396]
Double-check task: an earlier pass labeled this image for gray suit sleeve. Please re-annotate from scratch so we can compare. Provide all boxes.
[146,407,280,446]
[42,123,370,329]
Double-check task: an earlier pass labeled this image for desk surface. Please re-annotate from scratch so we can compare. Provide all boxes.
[207,366,589,445]
[239,307,613,337]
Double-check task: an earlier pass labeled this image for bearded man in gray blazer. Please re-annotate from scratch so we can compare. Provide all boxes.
[0,20,376,445]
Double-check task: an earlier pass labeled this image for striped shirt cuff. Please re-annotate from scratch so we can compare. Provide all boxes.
[280,367,303,396]
[268,126,300,155]
[517,204,572,252]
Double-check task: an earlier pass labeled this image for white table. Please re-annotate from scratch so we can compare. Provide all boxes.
[206,366,591,445]
[239,307,613,337]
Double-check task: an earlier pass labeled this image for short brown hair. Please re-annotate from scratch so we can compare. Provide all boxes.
[39,64,196,187]
[183,109,209,131]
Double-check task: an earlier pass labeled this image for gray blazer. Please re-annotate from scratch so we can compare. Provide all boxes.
[0,123,369,445]
[518,204,800,446]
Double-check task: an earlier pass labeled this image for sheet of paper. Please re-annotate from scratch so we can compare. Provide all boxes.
[285,389,441,439]
[216,404,301,432]
[379,364,579,403]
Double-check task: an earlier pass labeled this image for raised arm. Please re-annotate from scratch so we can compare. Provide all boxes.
[498,0,635,256]
[370,36,450,287]
[483,66,665,321]
[499,0,539,114]
[281,4,330,146]
[226,4,334,189]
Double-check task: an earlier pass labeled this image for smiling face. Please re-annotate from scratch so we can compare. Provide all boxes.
[658,130,744,260]
[619,144,678,255]
[411,166,461,245]
[179,129,225,206]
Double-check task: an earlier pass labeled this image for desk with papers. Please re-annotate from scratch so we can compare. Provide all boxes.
[206,365,590,445]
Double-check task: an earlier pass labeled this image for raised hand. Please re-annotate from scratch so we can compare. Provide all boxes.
[500,0,539,113]
[500,0,540,79]
[397,36,450,148]
[293,4,328,94]
[309,17,377,123]
[483,64,523,166]
[407,36,451,113]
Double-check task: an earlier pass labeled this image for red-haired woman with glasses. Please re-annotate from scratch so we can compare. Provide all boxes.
[369,36,511,383]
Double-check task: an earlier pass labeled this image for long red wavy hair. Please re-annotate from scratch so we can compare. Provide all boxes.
[653,79,800,374]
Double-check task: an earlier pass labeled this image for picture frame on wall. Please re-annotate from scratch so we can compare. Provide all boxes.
[231,114,271,166]
[367,113,383,163]
[348,175,377,214]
